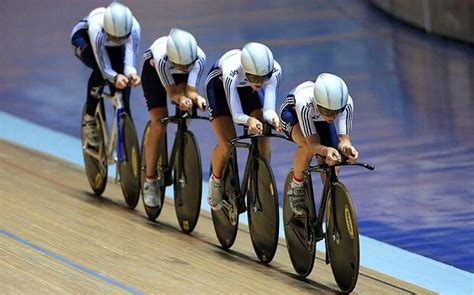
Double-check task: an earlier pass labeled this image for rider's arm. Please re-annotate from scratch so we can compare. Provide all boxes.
[335,95,353,136]
[338,134,353,150]
[185,51,206,102]
[305,135,331,156]
[88,20,117,82]
[152,55,175,88]
[123,18,140,77]
[224,74,249,124]
[335,96,358,160]
[185,49,206,92]
[185,86,200,100]
[295,99,338,157]
[164,84,186,105]
[262,64,282,122]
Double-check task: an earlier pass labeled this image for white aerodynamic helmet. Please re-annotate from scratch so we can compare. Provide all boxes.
[166,28,198,66]
[241,42,274,76]
[103,2,133,38]
[313,73,348,111]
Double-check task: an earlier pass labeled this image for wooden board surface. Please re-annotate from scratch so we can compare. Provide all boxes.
[0,140,434,294]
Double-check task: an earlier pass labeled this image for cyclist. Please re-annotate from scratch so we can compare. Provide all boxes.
[71,2,141,146]
[141,28,207,208]
[279,73,358,215]
[206,42,282,211]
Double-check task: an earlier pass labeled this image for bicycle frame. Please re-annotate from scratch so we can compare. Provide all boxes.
[160,107,208,197]
[82,83,126,181]
[300,160,375,257]
[228,124,291,214]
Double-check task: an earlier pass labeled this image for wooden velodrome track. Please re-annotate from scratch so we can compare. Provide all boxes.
[0,140,433,294]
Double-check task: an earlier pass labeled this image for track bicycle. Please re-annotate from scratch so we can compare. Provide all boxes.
[211,123,290,264]
[140,106,208,234]
[283,156,374,293]
[81,82,141,209]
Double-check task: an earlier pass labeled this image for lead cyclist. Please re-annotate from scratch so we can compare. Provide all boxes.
[279,73,359,215]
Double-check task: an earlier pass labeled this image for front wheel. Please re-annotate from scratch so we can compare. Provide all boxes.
[81,104,107,196]
[117,112,140,209]
[173,131,202,234]
[326,181,360,293]
[247,156,279,264]
[140,121,167,221]
[282,169,317,277]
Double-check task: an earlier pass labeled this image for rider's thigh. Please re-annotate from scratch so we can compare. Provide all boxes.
[291,123,317,148]
[211,116,236,147]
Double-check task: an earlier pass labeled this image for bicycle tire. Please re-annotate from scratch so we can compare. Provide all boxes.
[326,181,360,293]
[282,169,317,277]
[211,159,239,249]
[247,156,279,264]
[117,113,140,209]
[173,131,202,234]
[140,121,167,220]
[81,104,107,196]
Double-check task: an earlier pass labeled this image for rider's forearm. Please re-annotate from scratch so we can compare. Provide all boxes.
[263,109,277,123]
[169,93,186,105]
[309,143,328,157]
[337,135,352,151]
[184,86,198,102]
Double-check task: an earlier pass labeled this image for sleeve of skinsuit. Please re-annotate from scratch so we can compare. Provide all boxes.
[88,23,117,82]
[186,48,206,87]
[154,56,175,87]
[123,18,140,77]
[262,62,282,122]
[335,95,353,135]
[295,98,317,138]
[223,72,249,124]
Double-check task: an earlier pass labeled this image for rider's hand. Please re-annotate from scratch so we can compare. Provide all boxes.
[115,74,129,90]
[247,117,263,134]
[178,96,193,111]
[128,73,141,87]
[271,116,282,132]
[324,147,341,166]
[340,145,359,163]
[195,95,207,111]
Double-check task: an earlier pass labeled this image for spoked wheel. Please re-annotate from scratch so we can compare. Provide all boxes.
[117,112,140,209]
[81,104,107,196]
[247,156,279,264]
[211,159,239,249]
[326,182,360,293]
[140,121,167,221]
[173,131,202,234]
[282,169,317,277]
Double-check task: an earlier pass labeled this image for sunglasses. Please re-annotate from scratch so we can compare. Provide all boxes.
[169,59,196,71]
[106,32,131,42]
[245,71,272,84]
[317,105,345,117]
